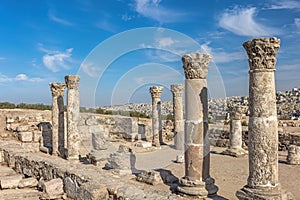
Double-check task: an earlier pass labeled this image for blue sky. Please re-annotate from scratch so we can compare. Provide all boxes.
[0,0,299,107]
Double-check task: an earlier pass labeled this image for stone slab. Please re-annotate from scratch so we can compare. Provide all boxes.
[0,174,23,189]
[18,132,32,142]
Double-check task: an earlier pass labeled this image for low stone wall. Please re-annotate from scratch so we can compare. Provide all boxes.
[0,109,152,152]
[79,113,152,151]
[0,140,179,200]
[208,124,300,151]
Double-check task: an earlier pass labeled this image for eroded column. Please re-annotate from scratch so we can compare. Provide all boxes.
[65,75,80,160]
[236,38,289,199]
[150,86,163,147]
[177,53,218,197]
[50,82,66,156]
[170,84,184,150]
[222,105,247,157]
[287,145,300,165]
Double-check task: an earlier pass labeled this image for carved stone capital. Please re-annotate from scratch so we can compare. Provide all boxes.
[65,75,80,89]
[182,53,211,79]
[228,105,243,120]
[149,86,163,99]
[243,37,280,71]
[170,84,184,97]
[50,82,66,97]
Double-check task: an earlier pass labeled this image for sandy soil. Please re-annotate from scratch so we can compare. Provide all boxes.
[134,145,299,200]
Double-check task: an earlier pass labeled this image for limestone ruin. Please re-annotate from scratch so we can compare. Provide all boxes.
[0,37,298,200]
[177,53,218,197]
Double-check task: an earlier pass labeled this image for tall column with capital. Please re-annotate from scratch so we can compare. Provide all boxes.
[50,82,66,156]
[177,53,218,197]
[65,75,80,160]
[170,84,184,150]
[236,38,290,199]
[150,86,163,147]
[222,105,247,157]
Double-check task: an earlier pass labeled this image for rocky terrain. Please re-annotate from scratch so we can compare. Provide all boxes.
[100,87,300,120]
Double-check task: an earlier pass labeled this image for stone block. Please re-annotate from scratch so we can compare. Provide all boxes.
[18,177,38,188]
[21,142,40,152]
[42,178,64,199]
[0,174,23,189]
[136,170,163,185]
[18,132,33,142]
[32,131,42,142]
[135,141,152,148]
[17,125,29,132]
[175,154,184,163]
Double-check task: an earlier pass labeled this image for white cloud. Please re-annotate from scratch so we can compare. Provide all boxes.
[81,62,100,78]
[295,18,300,28]
[157,37,176,48]
[268,1,300,10]
[219,7,280,37]
[38,45,73,72]
[0,73,43,83]
[200,42,246,63]
[48,12,73,26]
[133,0,185,23]
[122,13,135,21]
[0,57,6,61]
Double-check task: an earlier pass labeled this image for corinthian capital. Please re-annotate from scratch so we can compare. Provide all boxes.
[50,82,66,97]
[243,37,280,71]
[170,84,184,97]
[150,86,163,99]
[65,75,80,89]
[182,53,211,79]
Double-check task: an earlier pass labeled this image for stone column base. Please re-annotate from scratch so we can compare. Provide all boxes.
[221,147,248,158]
[177,177,208,197]
[236,185,293,200]
[205,177,218,196]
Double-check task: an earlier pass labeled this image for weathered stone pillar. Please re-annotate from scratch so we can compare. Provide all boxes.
[222,105,247,157]
[287,145,300,165]
[170,84,184,150]
[65,75,80,160]
[177,53,218,197]
[236,38,289,199]
[150,86,163,147]
[50,83,66,156]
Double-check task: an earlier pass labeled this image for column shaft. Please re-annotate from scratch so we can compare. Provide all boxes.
[50,83,66,156]
[150,86,163,147]
[65,75,80,160]
[236,38,290,199]
[171,84,184,150]
[177,53,218,197]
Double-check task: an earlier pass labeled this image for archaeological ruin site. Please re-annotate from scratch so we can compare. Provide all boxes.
[1,37,300,200]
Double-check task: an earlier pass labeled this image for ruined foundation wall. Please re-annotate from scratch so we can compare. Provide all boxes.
[0,109,152,150]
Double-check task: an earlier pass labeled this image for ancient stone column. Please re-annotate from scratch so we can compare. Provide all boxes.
[65,75,80,160]
[287,145,300,165]
[149,86,163,147]
[50,82,66,156]
[177,53,218,197]
[222,105,247,157]
[236,38,288,199]
[170,84,184,150]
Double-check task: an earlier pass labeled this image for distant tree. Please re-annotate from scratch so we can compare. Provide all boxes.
[0,102,16,109]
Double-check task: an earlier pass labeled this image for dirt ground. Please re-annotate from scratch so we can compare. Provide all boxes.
[158,146,300,200]
[132,142,299,200]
